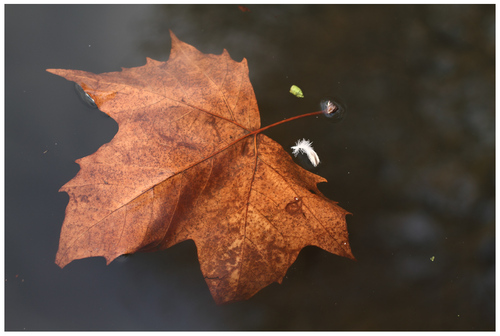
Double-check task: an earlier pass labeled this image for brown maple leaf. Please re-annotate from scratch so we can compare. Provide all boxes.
[47,31,354,304]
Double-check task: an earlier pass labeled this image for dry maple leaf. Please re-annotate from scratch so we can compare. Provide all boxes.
[47,31,354,304]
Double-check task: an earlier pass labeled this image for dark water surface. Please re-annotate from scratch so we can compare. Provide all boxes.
[5,4,494,330]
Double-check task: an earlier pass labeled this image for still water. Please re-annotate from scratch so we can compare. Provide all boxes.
[5,4,494,330]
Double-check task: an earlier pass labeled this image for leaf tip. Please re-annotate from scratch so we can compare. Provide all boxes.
[169,29,180,44]
[346,250,356,261]
[55,253,70,269]
[46,68,63,76]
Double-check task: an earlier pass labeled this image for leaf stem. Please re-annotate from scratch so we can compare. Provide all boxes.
[251,110,324,135]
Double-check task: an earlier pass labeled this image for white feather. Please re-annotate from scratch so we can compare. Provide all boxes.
[291,138,320,167]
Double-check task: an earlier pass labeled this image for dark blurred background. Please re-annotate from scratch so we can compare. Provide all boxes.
[5,4,494,330]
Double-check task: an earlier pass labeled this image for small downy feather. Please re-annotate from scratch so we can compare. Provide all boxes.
[291,138,320,167]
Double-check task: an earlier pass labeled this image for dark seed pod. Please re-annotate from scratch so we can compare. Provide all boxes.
[320,97,345,123]
[74,83,97,109]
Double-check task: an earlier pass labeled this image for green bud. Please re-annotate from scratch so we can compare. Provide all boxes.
[289,85,304,98]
